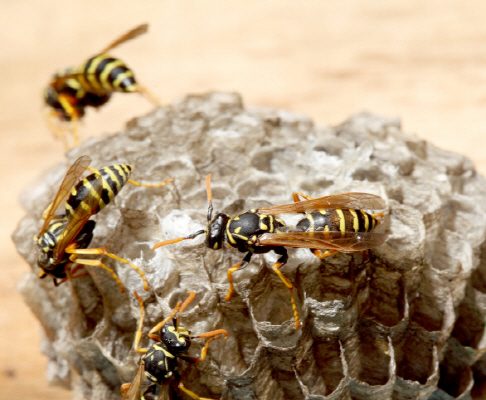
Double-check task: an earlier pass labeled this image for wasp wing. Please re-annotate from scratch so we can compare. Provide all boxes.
[257,192,386,215]
[100,23,149,54]
[123,362,146,400]
[38,156,91,236]
[258,231,388,251]
[52,174,103,262]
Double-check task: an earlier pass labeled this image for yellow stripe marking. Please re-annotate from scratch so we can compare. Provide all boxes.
[234,227,241,234]
[349,209,359,232]
[233,234,249,241]
[86,56,105,92]
[99,59,124,91]
[260,222,268,230]
[307,214,315,231]
[226,221,236,244]
[113,70,136,91]
[99,170,119,202]
[336,209,346,232]
[361,210,369,231]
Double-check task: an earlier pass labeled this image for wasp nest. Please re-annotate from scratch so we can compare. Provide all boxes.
[13,92,486,399]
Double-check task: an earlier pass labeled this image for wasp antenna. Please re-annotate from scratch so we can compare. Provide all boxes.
[152,230,206,250]
[178,291,196,315]
[191,329,229,340]
[175,291,196,327]
[206,174,213,222]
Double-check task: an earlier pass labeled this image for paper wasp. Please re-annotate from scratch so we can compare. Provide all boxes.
[35,155,173,292]
[121,291,228,400]
[44,23,160,149]
[153,175,387,329]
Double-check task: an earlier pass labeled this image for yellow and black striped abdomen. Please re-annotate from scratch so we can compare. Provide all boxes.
[296,209,378,233]
[78,54,138,94]
[65,164,134,218]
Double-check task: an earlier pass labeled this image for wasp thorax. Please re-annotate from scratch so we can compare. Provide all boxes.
[205,213,230,250]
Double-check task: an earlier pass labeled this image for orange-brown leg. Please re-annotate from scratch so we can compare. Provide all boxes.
[311,249,339,259]
[86,166,173,188]
[225,252,253,301]
[137,84,162,107]
[67,255,124,293]
[120,383,131,395]
[371,212,384,226]
[132,292,150,353]
[57,94,81,149]
[292,192,314,202]
[178,382,215,400]
[65,245,149,291]
[271,248,300,329]
[127,177,174,188]
[43,109,71,150]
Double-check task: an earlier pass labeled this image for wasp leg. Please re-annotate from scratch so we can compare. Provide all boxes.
[225,252,253,301]
[58,264,90,284]
[71,114,79,148]
[271,247,300,329]
[178,382,215,400]
[292,192,314,202]
[67,255,124,293]
[371,212,384,226]
[179,331,228,364]
[312,249,339,259]
[127,177,174,188]
[43,109,70,150]
[120,383,131,396]
[137,84,162,107]
[132,292,151,353]
[65,246,149,291]
[57,93,81,149]
[86,166,173,188]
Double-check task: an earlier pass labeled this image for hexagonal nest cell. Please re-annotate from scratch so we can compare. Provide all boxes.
[13,92,486,399]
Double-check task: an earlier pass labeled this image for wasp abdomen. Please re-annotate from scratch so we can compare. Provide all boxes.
[296,209,378,233]
[80,55,137,94]
[65,164,133,218]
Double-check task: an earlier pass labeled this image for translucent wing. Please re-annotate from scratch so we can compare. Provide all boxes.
[257,192,386,215]
[100,23,149,54]
[38,155,91,236]
[258,231,388,252]
[123,362,146,400]
[52,174,103,262]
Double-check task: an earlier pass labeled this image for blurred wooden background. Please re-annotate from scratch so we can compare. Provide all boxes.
[2,1,486,398]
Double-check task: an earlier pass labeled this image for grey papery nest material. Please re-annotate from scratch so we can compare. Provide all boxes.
[13,92,486,399]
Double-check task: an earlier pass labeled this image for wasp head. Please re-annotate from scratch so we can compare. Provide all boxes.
[205,213,230,250]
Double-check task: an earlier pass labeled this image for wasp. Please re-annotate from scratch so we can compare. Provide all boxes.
[121,291,228,400]
[153,175,388,329]
[35,155,173,292]
[44,23,160,149]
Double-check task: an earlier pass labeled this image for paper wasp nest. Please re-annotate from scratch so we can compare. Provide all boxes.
[13,92,486,399]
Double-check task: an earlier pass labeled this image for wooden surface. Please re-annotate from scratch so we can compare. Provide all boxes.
[2,1,486,398]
